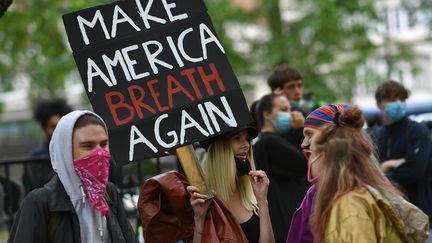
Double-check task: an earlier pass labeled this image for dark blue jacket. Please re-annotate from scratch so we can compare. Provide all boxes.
[23,141,54,193]
[372,117,431,209]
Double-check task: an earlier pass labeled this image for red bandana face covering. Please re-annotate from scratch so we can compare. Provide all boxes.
[73,147,111,216]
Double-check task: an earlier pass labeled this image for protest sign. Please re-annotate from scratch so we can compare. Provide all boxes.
[63,0,252,165]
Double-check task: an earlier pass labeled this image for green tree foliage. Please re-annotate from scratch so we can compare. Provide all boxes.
[0,0,418,103]
[206,0,386,102]
[0,0,105,99]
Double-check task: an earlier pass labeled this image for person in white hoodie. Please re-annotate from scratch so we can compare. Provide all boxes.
[9,110,137,243]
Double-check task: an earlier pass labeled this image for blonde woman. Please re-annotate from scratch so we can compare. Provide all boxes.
[309,107,428,242]
[188,127,275,243]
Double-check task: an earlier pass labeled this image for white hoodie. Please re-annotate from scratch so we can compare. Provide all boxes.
[49,110,110,243]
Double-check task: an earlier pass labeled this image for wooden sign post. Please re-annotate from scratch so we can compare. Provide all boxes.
[176,145,212,197]
[62,0,252,192]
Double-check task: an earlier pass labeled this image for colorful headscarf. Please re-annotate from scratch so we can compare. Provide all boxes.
[304,104,349,129]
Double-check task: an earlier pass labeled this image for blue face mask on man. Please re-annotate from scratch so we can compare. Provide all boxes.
[384,101,407,122]
[273,111,292,133]
[290,99,304,111]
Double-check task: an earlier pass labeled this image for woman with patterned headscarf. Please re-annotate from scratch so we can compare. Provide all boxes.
[286,103,348,243]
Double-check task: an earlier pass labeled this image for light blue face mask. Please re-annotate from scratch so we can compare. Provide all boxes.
[273,111,292,133]
[290,99,304,111]
[384,101,407,122]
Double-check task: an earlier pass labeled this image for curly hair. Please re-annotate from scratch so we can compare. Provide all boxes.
[33,98,73,129]
[375,80,410,104]
[267,64,303,91]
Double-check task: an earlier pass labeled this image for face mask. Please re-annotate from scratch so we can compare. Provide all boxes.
[73,147,111,216]
[234,157,251,177]
[290,99,304,111]
[307,154,321,184]
[306,101,315,109]
[384,101,406,122]
[273,111,292,133]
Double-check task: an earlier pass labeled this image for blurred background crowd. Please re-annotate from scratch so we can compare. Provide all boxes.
[0,0,432,241]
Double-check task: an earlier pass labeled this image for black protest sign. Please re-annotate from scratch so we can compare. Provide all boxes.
[63,0,207,51]
[63,0,252,164]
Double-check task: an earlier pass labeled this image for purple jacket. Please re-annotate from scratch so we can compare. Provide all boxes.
[286,185,316,243]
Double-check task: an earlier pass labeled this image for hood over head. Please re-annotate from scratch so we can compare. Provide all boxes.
[49,110,110,243]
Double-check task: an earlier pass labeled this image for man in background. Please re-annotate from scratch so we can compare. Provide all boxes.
[372,80,432,220]
[22,98,72,193]
[267,64,315,117]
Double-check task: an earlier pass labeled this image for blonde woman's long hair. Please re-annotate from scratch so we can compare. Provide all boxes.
[310,107,401,242]
[204,139,258,212]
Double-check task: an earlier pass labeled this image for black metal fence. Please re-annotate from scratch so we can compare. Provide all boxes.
[0,156,50,228]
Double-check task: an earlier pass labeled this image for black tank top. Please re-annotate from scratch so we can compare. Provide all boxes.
[240,213,260,243]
